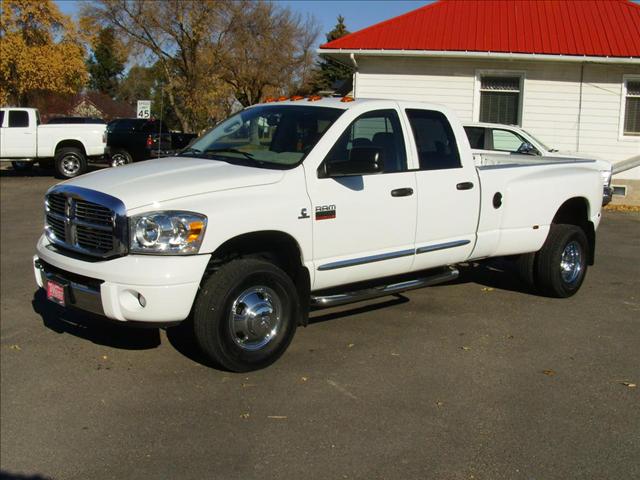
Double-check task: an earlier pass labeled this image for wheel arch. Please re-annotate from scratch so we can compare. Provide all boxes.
[551,197,595,265]
[55,139,87,157]
[206,230,310,324]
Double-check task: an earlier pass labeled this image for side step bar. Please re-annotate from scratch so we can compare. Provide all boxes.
[310,267,459,308]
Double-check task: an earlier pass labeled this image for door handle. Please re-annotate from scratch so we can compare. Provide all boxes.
[391,188,414,197]
[456,182,474,190]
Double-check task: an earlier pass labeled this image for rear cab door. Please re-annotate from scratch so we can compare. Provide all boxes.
[400,104,481,271]
[0,109,37,158]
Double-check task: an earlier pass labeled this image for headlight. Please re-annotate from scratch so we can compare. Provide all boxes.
[129,211,207,255]
[600,169,612,187]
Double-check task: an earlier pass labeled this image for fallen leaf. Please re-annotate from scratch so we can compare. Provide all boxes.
[239,413,250,419]
[542,369,556,376]
[267,415,287,419]
[391,352,400,356]
[9,344,21,350]
[300,376,308,382]
[481,287,494,292]
[347,343,355,348]
[102,355,108,360]
[621,382,637,388]
[435,401,444,408]
[461,346,472,351]
[242,383,256,388]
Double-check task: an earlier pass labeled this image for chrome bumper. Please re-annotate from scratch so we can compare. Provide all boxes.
[35,258,104,316]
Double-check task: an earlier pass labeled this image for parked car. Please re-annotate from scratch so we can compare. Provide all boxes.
[0,108,107,178]
[464,123,613,205]
[105,118,197,166]
[34,97,604,371]
[47,117,106,125]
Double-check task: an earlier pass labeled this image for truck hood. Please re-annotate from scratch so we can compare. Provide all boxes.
[63,157,285,209]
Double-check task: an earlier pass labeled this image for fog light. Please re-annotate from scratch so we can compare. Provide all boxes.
[138,293,146,307]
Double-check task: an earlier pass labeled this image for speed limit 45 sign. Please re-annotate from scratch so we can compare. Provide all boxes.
[137,100,151,119]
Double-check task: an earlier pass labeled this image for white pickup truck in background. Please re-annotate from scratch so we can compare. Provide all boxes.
[0,107,107,178]
[34,97,604,371]
[464,122,613,205]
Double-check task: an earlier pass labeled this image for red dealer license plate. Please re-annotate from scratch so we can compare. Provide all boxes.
[46,280,66,307]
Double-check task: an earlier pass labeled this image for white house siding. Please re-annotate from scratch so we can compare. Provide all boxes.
[353,56,640,184]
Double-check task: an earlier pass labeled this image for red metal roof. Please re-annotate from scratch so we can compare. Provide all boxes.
[320,0,640,58]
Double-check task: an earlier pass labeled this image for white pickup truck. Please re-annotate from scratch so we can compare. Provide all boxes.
[0,107,107,178]
[33,98,604,371]
[464,122,613,205]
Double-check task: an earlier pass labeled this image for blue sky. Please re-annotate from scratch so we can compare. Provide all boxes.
[54,0,429,46]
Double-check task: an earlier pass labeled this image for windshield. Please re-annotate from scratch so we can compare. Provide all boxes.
[523,129,553,152]
[182,105,344,168]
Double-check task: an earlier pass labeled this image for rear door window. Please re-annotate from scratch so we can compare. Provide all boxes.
[464,126,486,149]
[406,109,461,170]
[8,110,29,128]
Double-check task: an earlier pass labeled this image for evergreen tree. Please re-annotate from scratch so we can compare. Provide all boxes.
[312,15,354,94]
[86,27,125,98]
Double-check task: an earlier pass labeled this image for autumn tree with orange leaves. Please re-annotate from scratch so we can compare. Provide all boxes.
[0,0,87,106]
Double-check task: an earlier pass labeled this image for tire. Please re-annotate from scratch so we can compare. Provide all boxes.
[514,252,536,289]
[110,149,133,167]
[11,161,33,172]
[54,147,87,179]
[193,258,300,372]
[535,224,589,298]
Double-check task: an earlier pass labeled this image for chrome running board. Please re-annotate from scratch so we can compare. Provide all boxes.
[310,267,459,308]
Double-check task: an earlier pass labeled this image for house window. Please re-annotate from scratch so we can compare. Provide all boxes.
[479,75,522,125]
[623,78,640,136]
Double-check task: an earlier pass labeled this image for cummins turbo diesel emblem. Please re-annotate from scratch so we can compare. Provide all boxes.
[315,205,336,220]
[298,208,310,219]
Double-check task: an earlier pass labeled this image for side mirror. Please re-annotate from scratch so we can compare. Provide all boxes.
[324,147,383,177]
[517,142,537,155]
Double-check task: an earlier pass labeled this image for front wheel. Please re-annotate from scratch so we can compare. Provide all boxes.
[535,224,589,298]
[110,149,133,167]
[11,161,33,172]
[193,259,300,372]
[54,147,87,179]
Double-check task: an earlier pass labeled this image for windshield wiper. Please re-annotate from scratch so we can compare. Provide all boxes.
[203,148,255,160]
[179,147,203,156]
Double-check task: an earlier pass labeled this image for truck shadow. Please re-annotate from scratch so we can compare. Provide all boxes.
[32,289,161,350]
[444,259,536,295]
[0,166,54,177]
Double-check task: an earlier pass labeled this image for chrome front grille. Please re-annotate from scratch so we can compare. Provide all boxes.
[44,186,127,259]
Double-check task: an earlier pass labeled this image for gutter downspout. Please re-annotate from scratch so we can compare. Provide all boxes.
[577,63,584,151]
[350,53,359,98]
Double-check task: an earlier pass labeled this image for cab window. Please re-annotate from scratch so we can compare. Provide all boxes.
[324,109,407,173]
[491,128,531,153]
[406,109,461,170]
[8,110,29,128]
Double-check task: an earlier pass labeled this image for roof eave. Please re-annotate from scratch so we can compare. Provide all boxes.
[318,49,640,65]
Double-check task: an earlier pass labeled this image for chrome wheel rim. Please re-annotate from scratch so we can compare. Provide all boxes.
[111,154,128,167]
[229,286,282,351]
[560,240,582,285]
[61,154,80,176]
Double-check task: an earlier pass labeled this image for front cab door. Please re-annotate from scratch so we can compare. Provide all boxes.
[306,108,417,291]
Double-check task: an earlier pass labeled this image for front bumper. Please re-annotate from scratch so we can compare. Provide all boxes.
[34,235,210,323]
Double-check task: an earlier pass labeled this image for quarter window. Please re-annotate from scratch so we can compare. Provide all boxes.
[623,78,640,136]
[479,75,522,125]
[464,126,486,149]
[324,109,407,173]
[406,109,461,170]
[8,110,29,128]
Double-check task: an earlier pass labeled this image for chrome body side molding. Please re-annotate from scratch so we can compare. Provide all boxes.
[415,239,471,255]
[317,248,415,271]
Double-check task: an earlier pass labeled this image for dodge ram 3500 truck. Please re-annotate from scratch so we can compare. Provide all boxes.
[0,108,107,178]
[34,98,604,371]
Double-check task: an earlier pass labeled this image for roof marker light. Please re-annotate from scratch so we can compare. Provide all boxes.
[277,96,288,102]
[308,95,322,101]
[340,96,355,102]
[264,97,276,103]
[290,95,304,101]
